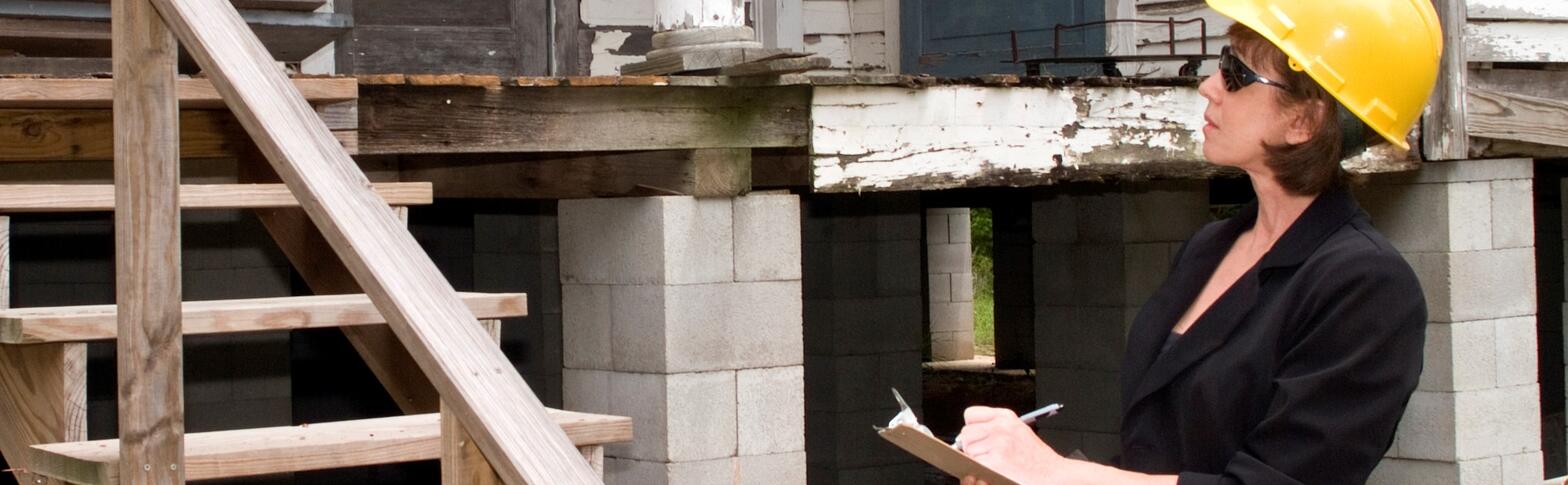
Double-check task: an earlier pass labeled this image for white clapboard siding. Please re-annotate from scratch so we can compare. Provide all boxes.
[804,33,887,70]
[802,0,885,35]
[1467,21,1568,63]
[1469,0,1568,21]
[1128,0,1228,76]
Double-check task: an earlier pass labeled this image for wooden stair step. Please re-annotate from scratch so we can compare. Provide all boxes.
[0,77,357,109]
[29,410,633,484]
[0,182,431,213]
[0,292,525,344]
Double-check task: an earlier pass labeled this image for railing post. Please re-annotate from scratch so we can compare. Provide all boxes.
[112,0,185,483]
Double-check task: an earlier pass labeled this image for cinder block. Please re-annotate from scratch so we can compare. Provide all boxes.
[474,211,541,254]
[559,198,666,285]
[1493,317,1538,388]
[828,463,925,485]
[734,195,803,282]
[563,284,613,370]
[951,272,974,303]
[1366,457,1492,485]
[662,197,735,285]
[1405,158,1533,184]
[874,209,923,242]
[1418,321,1497,392]
[610,284,668,373]
[1036,306,1126,372]
[1123,181,1211,243]
[1501,451,1544,484]
[1036,367,1122,433]
[562,368,611,414]
[830,409,921,468]
[539,255,562,315]
[667,371,739,461]
[926,210,949,244]
[1447,248,1536,322]
[949,212,971,244]
[1032,192,1078,244]
[605,457,664,485]
[665,281,803,372]
[1357,182,1450,254]
[927,242,971,275]
[1406,252,1452,322]
[738,366,806,455]
[832,296,925,355]
[929,301,974,333]
[608,372,670,462]
[1491,179,1534,250]
[802,241,834,300]
[1391,390,1457,460]
[540,207,560,252]
[929,274,953,302]
[875,240,924,297]
[738,452,807,485]
[473,252,539,293]
[1074,193,1125,244]
[1448,181,1495,252]
[1123,242,1175,307]
[830,242,877,299]
[227,332,291,400]
[1455,384,1542,460]
[668,457,736,483]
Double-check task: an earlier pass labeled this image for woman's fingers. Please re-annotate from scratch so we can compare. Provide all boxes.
[963,406,1018,424]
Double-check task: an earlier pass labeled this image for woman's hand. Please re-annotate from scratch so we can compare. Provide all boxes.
[955,406,1066,485]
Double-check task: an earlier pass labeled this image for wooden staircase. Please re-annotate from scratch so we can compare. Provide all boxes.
[0,22,630,479]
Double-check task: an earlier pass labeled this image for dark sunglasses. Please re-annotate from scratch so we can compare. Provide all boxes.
[1220,46,1288,92]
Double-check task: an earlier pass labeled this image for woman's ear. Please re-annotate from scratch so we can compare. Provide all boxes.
[1283,101,1325,145]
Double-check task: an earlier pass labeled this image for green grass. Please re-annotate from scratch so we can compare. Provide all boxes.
[972,208,995,356]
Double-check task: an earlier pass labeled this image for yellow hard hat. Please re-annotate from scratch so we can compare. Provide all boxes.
[1206,0,1444,150]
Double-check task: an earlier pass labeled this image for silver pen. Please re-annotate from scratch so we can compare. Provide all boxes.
[954,403,1063,451]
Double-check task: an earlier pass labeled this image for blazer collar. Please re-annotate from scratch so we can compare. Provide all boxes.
[1121,189,1361,413]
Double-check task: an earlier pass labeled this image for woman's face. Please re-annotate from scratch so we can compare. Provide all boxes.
[1198,46,1314,171]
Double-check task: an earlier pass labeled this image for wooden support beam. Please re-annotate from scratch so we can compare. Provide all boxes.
[147,0,597,482]
[0,292,526,344]
[397,149,751,199]
[112,0,184,481]
[0,57,112,75]
[0,182,430,213]
[237,150,443,416]
[29,410,633,485]
[1467,86,1568,148]
[1424,0,1469,161]
[0,109,358,162]
[0,77,357,109]
[0,214,90,485]
[442,320,504,485]
[358,84,810,154]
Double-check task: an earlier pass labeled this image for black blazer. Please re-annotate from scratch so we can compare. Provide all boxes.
[1118,189,1426,484]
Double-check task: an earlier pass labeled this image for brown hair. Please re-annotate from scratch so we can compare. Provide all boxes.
[1227,23,1381,195]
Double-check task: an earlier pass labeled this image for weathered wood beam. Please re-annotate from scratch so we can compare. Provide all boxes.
[147,0,597,482]
[0,77,357,109]
[1425,0,1470,161]
[1467,86,1568,149]
[112,0,184,481]
[0,57,112,75]
[1469,68,1568,101]
[0,1,350,62]
[397,149,751,199]
[810,84,1416,193]
[80,0,329,12]
[0,293,525,344]
[358,84,810,154]
[1466,21,1568,63]
[0,109,357,162]
[1469,0,1568,21]
[0,182,430,213]
[441,320,504,485]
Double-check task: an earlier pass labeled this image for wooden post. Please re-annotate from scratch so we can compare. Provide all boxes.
[113,0,184,482]
[1423,0,1470,160]
[441,319,504,485]
[146,0,598,481]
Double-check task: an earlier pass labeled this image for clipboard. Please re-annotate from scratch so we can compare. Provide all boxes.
[876,424,1019,485]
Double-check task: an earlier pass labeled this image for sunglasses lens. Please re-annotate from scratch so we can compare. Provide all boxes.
[1220,48,1248,92]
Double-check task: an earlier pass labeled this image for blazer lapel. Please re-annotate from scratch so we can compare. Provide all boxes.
[1125,271,1260,410]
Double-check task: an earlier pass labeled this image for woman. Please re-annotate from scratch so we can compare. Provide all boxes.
[955,0,1443,483]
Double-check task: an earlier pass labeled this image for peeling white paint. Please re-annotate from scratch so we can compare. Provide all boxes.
[1466,21,1568,63]
[1469,0,1568,21]
[654,0,745,31]
[810,85,1213,191]
[581,0,656,27]
[590,30,645,75]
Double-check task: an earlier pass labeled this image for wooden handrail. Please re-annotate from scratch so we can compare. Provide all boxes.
[118,0,601,483]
